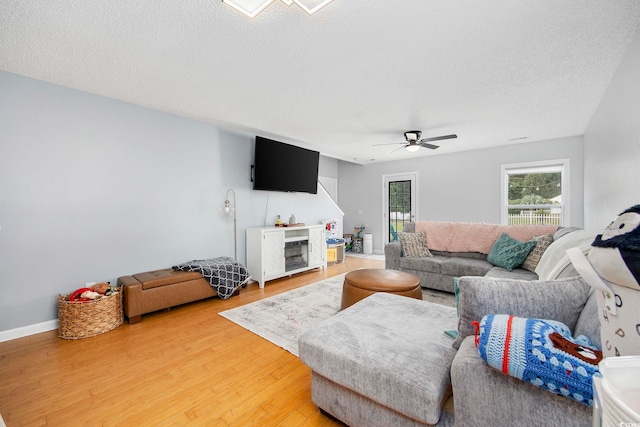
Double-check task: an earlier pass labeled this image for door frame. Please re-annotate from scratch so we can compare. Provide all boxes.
[382,172,418,247]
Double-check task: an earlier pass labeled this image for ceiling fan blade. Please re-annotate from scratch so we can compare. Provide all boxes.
[391,145,407,153]
[420,142,440,150]
[373,142,405,146]
[421,134,457,143]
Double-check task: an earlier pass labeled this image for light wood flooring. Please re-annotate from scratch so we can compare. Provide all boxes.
[0,256,384,426]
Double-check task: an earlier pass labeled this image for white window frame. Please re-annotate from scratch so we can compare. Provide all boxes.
[501,159,570,226]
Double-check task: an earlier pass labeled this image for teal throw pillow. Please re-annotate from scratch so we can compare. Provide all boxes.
[486,233,537,271]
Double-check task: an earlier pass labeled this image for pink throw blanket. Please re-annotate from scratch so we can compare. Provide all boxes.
[415,221,558,254]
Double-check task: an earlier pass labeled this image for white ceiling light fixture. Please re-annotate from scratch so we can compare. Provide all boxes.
[405,143,421,152]
[222,0,276,18]
[222,0,334,17]
[292,0,334,15]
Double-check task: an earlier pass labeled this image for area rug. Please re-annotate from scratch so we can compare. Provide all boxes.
[219,272,455,356]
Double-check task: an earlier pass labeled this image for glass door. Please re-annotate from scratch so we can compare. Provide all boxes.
[383,173,417,244]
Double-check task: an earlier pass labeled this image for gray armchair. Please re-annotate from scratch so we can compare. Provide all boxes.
[451,275,600,427]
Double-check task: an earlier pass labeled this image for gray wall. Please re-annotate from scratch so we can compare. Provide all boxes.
[318,155,339,178]
[0,71,342,336]
[584,29,640,231]
[338,136,584,253]
[3,24,638,337]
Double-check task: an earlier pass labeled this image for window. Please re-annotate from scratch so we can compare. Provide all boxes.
[501,159,569,226]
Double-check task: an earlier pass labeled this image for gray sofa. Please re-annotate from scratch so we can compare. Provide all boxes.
[300,275,600,427]
[385,222,590,292]
[299,222,602,426]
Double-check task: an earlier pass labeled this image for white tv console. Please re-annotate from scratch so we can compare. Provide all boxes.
[246,224,326,288]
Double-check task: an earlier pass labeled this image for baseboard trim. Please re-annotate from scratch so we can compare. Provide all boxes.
[0,320,58,343]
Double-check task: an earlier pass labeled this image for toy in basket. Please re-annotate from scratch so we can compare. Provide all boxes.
[568,204,640,357]
[58,282,123,340]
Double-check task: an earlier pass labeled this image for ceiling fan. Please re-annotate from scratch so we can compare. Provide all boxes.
[375,131,458,152]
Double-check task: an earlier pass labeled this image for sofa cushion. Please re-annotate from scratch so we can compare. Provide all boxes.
[522,233,554,272]
[299,293,458,425]
[397,232,433,257]
[573,289,601,347]
[452,337,593,427]
[454,276,591,349]
[485,266,538,280]
[441,257,493,276]
[486,233,537,271]
[132,269,203,290]
[400,255,446,273]
[431,250,487,260]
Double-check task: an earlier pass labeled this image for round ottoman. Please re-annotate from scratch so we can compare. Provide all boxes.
[340,269,422,310]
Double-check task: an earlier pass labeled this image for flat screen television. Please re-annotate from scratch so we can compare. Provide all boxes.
[253,136,319,194]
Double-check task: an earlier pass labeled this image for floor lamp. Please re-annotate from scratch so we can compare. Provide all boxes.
[223,188,237,260]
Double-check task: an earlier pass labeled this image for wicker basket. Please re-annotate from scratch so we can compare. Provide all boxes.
[58,287,123,340]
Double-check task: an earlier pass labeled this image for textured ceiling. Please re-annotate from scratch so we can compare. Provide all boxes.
[2,1,640,164]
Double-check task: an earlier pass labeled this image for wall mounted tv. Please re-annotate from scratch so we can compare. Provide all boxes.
[253,136,319,194]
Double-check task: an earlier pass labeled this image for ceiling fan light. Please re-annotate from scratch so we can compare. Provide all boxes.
[405,144,421,152]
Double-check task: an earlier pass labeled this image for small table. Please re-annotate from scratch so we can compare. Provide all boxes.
[341,269,422,310]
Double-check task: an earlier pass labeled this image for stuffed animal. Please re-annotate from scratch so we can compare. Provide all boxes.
[91,282,110,294]
[80,290,102,300]
[589,205,640,290]
[66,282,112,302]
[567,204,640,357]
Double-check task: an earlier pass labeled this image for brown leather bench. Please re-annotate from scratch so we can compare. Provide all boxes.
[118,269,239,324]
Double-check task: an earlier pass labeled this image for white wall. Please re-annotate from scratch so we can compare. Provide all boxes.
[0,71,342,336]
[338,136,584,253]
[584,30,640,231]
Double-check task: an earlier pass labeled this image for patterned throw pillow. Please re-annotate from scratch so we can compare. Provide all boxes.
[486,233,537,271]
[397,232,433,258]
[477,314,602,406]
[522,234,554,272]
